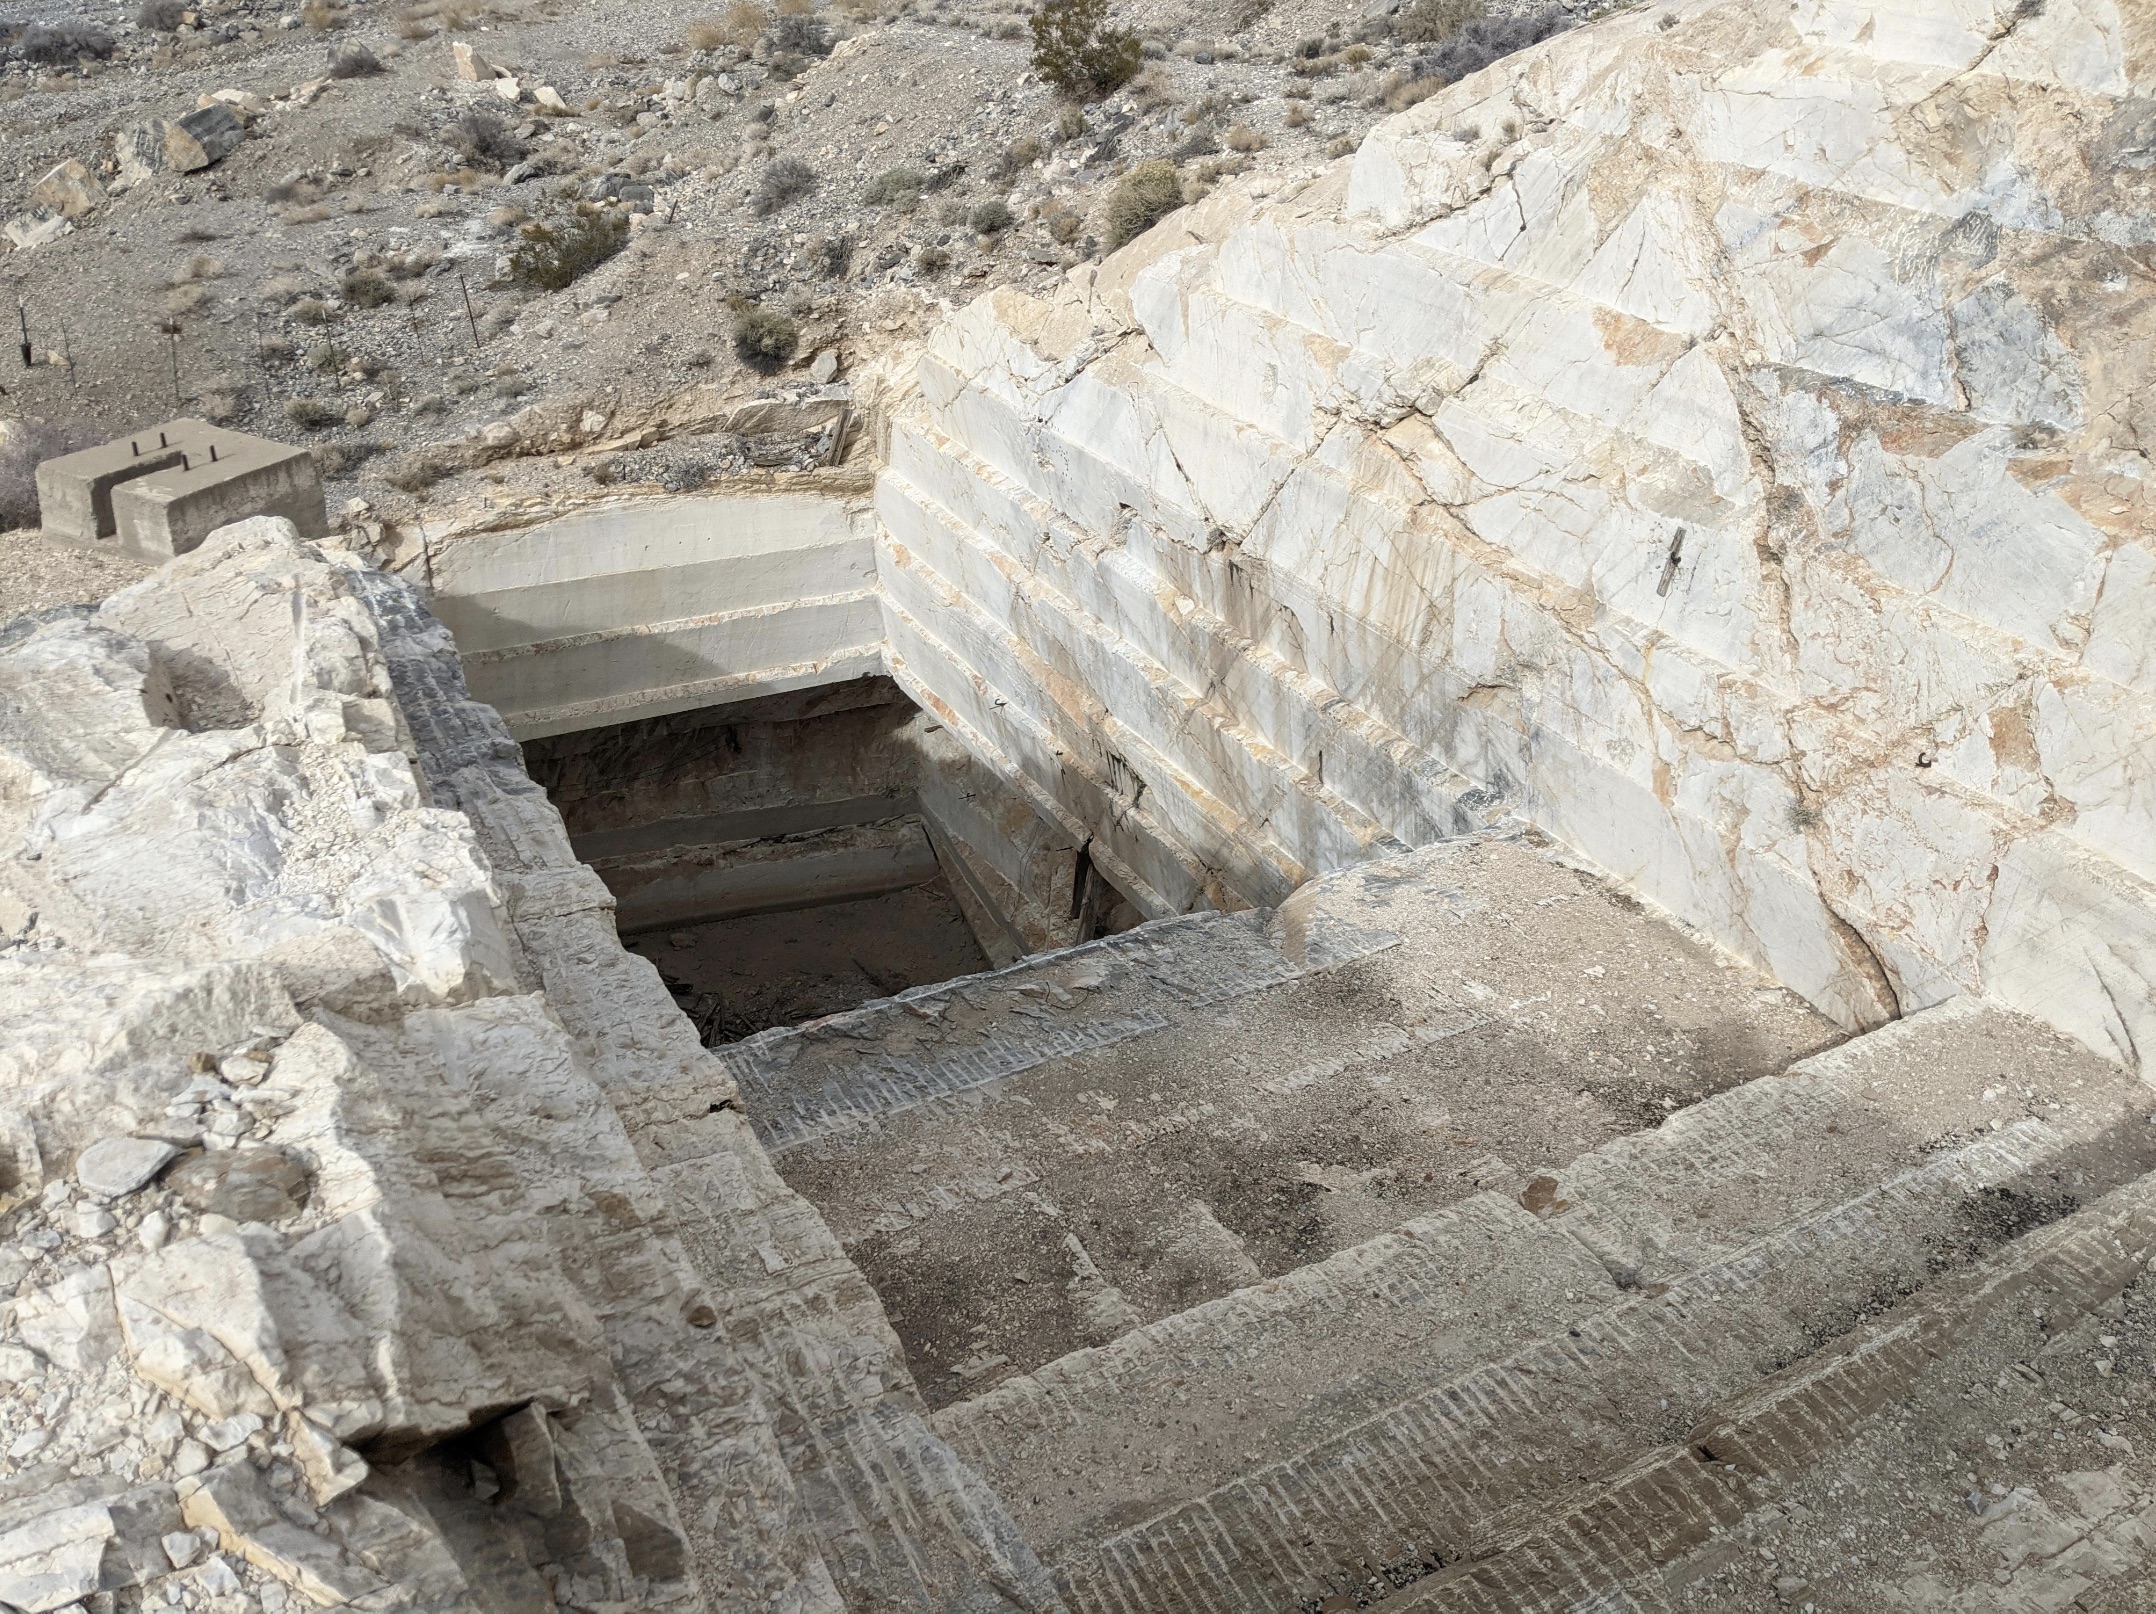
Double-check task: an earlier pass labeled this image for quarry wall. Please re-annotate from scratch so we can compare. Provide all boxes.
[875,0,2156,1069]
[437,0,2155,1077]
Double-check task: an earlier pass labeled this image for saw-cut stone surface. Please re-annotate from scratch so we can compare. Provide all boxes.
[878,0,2156,1080]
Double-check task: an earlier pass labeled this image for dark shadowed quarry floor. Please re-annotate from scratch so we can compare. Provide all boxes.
[624,877,989,1042]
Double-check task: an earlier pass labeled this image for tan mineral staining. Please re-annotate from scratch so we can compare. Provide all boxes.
[5,2,2156,1613]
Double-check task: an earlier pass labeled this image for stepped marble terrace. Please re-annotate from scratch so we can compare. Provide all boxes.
[5,1,2156,1612]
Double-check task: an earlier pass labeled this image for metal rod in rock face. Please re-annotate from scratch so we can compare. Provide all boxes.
[17,303,30,370]
[457,270,481,348]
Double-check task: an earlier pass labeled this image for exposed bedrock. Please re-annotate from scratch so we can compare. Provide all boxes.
[0,520,1060,1614]
[878,0,2156,1069]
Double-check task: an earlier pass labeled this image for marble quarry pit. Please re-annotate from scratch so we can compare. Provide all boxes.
[7,0,2156,1611]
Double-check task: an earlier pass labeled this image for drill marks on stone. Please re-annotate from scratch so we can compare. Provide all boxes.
[728,908,1402,1155]
[1048,1122,2078,1614]
[1417,1178,2156,1613]
[350,558,1069,1611]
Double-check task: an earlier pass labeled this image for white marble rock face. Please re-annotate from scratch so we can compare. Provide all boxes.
[881,0,2156,1072]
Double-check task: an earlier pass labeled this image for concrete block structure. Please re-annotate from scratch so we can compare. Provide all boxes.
[35,417,325,559]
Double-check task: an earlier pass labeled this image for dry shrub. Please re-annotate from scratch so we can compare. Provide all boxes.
[164,284,210,316]
[683,16,728,49]
[286,397,340,430]
[1225,122,1263,152]
[341,269,396,307]
[1284,101,1308,128]
[717,0,767,44]
[775,0,813,13]
[1395,0,1478,43]
[862,165,921,208]
[136,0,186,30]
[1381,70,1440,111]
[258,334,299,361]
[282,203,334,224]
[732,303,797,370]
[1126,65,1176,110]
[751,155,817,215]
[302,0,346,30]
[175,253,226,282]
[446,108,525,169]
[289,297,335,324]
[1043,205,1083,244]
[1102,158,1181,248]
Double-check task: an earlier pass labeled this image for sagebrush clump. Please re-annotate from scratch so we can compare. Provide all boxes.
[862,166,922,208]
[509,204,630,289]
[1405,5,1568,84]
[445,107,525,169]
[770,11,831,55]
[135,0,186,30]
[1394,0,1480,43]
[1102,159,1182,248]
[732,304,798,370]
[341,269,396,308]
[327,42,385,77]
[752,156,818,215]
[1030,0,1141,101]
[18,21,115,62]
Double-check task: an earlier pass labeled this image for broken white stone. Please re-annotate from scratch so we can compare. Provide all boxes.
[0,1487,182,1614]
[200,1411,264,1451]
[75,1137,179,1199]
[3,210,72,252]
[451,41,492,80]
[180,1464,386,1607]
[163,1530,205,1570]
[14,1267,121,1373]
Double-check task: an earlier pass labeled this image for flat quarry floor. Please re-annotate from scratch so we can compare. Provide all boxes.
[758,834,1847,1408]
[624,878,990,1043]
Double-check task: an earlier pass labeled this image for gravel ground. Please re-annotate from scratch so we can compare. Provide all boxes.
[1,0,1618,576]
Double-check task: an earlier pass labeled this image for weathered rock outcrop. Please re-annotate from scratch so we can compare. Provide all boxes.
[0,521,1058,1613]
[877,0,2156,1068]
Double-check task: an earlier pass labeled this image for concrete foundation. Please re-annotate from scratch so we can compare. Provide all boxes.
[36,418,325,558]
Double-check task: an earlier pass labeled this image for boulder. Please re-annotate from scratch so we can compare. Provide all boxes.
[451,40,492,80]
[29,159,102,220]
[115,104,244,185]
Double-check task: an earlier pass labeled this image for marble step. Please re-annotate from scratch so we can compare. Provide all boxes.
[719,875,1403,1156]
[759,833,1846,1408]
[1400,1167,2156,1612]
[929,997,2156,1614]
